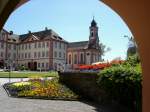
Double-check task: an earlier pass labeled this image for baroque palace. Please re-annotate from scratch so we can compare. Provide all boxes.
[0,19,102,71]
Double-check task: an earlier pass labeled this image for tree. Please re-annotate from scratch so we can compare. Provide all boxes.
[124,35,138,57]
[99,43,111,60]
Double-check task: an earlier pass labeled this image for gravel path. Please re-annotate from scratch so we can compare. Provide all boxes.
[0,78,129,112]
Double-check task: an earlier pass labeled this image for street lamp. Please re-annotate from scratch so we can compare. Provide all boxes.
[6,59,12,83]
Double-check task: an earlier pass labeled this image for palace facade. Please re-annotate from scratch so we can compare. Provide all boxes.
[0,19,102,71]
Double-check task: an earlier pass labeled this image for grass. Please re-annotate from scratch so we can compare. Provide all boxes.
[0,71,58,78]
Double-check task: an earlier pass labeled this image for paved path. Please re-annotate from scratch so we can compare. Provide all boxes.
[0,79,129,112]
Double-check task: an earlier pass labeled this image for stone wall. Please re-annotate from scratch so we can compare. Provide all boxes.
[58,72,108,104]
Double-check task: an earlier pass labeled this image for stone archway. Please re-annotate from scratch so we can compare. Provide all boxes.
[0,0,150,111]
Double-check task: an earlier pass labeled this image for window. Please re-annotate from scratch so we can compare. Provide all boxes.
[74,54,77,64]
[46,42,49,47]
[34,52,37,58]
[28,53,31,58]
[38,63,40,67]
[63,44,65,50]
[54,63,57,70]
[59,42,61,49]
[29,43,31,49]
[22,44,24,50]
[42,63,44,68]
[69,54,71,64]
[1,52,3,58]
[42,51,45,57]
[14,45,16,50]
[46,51,49,57]
[1,43,4,49]
[18,45,20,50]
[25,44,27,49]
[8,53,11,58]
[38,52,41,58]
[91,32,94,37]
[13,53,16,59]
[22,53,24,59]
[38,42,41,48]
[25,53,27,58]
[59,52,61,58]
[54,51,57,57]
[80,53,84,64]
[8,44,11,49]
[18,54,20,59]
[42,42,45,48]
[46,63,49,68]
[55,41,57,48]
[34,42,37,48]
[64,53,65,59]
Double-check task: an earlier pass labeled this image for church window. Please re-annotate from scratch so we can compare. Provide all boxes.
[80,53,84,64]
[91,32,94,37]
[74,54,77,64]
[69,54,71,64]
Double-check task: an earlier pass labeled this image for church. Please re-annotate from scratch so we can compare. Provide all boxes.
[0,18,102,71]
[67,18,102,69]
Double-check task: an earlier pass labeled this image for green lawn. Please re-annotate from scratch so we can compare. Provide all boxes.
[0,71,58,78]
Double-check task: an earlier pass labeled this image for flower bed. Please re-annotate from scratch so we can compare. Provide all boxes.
[4,78,79,100]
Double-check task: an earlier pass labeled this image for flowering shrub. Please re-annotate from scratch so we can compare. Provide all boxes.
[7,78,79,100]
[97,54,142,111]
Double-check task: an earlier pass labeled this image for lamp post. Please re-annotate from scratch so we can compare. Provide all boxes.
[6,59,12,83]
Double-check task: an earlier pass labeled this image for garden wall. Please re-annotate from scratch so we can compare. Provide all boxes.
[58,72,108,104]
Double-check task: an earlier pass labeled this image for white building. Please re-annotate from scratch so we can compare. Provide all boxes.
[0,28,67,71]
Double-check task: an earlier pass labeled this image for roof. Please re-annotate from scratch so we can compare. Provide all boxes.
[68,41,88,48]
[91,19,97,27]
[19,29,67,43]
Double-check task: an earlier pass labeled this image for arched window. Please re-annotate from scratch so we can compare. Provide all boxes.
[80,53,84,64]
[74,54,77,64]
[91,32,94,37]
[68,54,71,64]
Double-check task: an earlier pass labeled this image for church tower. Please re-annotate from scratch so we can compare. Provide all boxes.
[88,18,99,49]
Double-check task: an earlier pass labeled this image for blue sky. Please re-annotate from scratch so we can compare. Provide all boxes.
[4,0,133,61]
